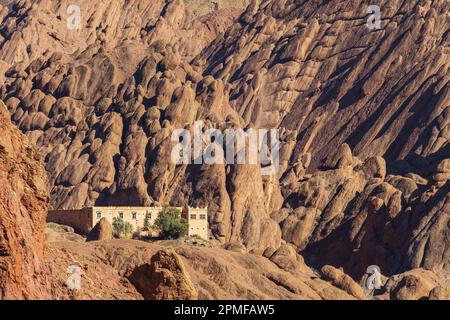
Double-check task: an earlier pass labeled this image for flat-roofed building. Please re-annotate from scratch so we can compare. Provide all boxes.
[187,207,209,239]
[47,206,208,240]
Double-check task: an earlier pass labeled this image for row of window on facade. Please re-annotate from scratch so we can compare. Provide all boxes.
[96,211,207,220]
[191,214,207,220]
[96,211,140,220]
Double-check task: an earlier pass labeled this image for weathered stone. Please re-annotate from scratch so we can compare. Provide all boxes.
[0,99,53,299]
[87,218,113,241]
[321,265,365,300]
[129,249,198,300]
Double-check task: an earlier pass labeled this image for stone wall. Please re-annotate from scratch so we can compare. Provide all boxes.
[47,208,93,234]
[48,206,209,239]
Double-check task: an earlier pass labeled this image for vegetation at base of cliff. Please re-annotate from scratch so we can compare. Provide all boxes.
[155,206,188,240]
[112,217,133,238]
[142,213,151,236]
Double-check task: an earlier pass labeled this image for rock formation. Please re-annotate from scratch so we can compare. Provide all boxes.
[321,265,365,300]
[46,238,359,300]
[0,0,448,299]
[386,268,450,300]
[129,249,198,300]
[0,99,52,299]
[86,217,112,241]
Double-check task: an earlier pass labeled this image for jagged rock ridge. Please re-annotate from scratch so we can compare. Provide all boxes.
[0,0,448,293]
[0,100,55,299]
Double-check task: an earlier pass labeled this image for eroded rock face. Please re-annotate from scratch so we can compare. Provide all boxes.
[0,100,52,299]
[47,239,359,300]
[194,0,449,276]
[321,265,365,300]
[198,0,450,168]
[289,152,449,279]
[385,268,450,300]
[129,249,198,300]
[87,218,112,242]
[0,0,279,255]
[0,0,240,65]
[0,0,448,296]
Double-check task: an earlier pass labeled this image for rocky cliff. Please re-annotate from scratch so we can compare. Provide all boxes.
[0,99,53,299]
[0,0,448,297]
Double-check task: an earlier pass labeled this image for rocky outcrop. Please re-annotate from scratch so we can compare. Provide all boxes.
[321,265,365,300]
[385,268,450,300]
[0,100,52,299]
[87,218,113,242]
[0,0,448,299]
[47,239,360,300]
[129,249,198,300]
[198,0,450,168]
[45,223,85,243]
[0,0,240,65]
[284,150,449,279]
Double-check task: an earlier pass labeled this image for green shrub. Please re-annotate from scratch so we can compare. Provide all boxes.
[154,206,188,239]
[186,234,210,246]
[112,217,133,238]
[133,226,143,239]
[142,213,151,236]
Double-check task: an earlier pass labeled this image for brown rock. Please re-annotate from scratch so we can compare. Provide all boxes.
[281,207,320,249]
[428,286,450,300]
[390,274,434,300]
[269,244,307,274]
[433,159,450,182]
[0,0,449,300]
[86,218,113,242]
[321,265,365,300]
[0,99,52,299]
[324,143,353,169]
[48,239,358,300]
[129,249,198,300]
[386,269,450,300]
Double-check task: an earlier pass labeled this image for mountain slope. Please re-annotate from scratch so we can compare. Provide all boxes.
[196,0,449,169]
[0,0,448,284]
[0,100,55,299]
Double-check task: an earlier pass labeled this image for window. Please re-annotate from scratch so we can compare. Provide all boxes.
[199,214,206,220]
[132,212,137,220]
[96,212,102,220]
[119,212,124,219]
[190,214,196,220]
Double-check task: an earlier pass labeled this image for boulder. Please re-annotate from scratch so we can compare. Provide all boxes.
[129,249,198,300]
[385,269,449,300]
[433,159,450,182]
[428,286,450,300]
[87,218,113,241]
[389,274,434,300]
[321,265,365,300]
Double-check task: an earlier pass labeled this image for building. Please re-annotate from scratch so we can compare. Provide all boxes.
[47,206,209,240]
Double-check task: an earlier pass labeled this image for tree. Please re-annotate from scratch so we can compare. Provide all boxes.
[112,217,133,238]
[133,226,142,239]
[154,206,188,239]
[142,212,151,236]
